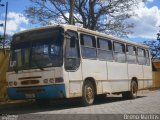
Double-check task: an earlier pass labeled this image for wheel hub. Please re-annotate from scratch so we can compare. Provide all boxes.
[132,84,137,96]
[86,87,93,99]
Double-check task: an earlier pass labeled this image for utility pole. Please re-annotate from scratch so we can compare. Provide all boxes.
[69,0,74,25]
[3,2,8,50]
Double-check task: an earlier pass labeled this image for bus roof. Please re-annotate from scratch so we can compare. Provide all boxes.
[14,24,149,49]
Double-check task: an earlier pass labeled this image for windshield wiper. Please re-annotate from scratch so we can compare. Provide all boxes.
[32,59,44,71]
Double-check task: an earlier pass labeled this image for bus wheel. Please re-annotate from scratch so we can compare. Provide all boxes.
[122,81,138,99]
[130,81,138,99]
[81,81,95,106]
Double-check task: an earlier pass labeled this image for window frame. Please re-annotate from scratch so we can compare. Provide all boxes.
[113,42,126,63]
[145,49,150,66]
[80,33,97,59]
[80,33,96,48]
[113,42,126,53]
[126,45,137,55]
[137,47,147,65]
[137,48,146,57]
[126,44,137,64]
[97,37,113,61]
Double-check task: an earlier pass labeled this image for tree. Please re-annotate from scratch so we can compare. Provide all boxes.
[25,0,138,37]
[143,33,160,59]
[0,34,11,48]
[69,0,74,25]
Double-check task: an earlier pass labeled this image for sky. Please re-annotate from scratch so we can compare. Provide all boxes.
[0,0,160,44]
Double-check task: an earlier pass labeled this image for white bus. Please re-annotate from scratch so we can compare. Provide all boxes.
[7,25,152,106]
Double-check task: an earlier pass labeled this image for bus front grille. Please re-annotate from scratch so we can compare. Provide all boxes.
[18,76,42,80]
[21,80,39,85]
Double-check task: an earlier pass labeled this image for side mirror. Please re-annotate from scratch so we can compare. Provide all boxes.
[70,36,76,48]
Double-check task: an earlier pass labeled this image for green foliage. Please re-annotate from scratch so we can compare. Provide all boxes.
[143,40,160,59]
[0,34,11,48]
[25,0,138,37]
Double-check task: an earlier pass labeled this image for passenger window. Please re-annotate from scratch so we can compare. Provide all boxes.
[137,48,146,65]
[114,42,126,63]
[126,45,137,64]
[65,30,80,71]
[80,34,97,59]
[126,45,136,55]
[114,42,125,53]
[146,50,150,65]
[81,35,96,47]
[97,38,113,61]
[138,48,145,57]
[98,38,112,50]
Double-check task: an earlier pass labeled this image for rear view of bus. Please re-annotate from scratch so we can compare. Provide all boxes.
[7,26,66,103]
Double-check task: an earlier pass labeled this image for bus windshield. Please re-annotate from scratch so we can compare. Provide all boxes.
[10,27,64,71]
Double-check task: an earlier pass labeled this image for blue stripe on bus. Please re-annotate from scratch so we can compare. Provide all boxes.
[7,84,66,100]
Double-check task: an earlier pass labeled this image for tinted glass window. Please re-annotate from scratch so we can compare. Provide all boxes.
[138,48,145,56]
[80,34,97,59]
[81,47,97,59]
[114,42,125,53]
[146,50,150,66]
[10,28,64,71]
[97,38,113,61]
[146,50,149,58]
[66,32,79,58]
[81,34,96,47]
[126,45,136,55]
[137,48,146,65]
[98,38,112,50]
[98,50,113,61]
[126,45,137,64]
[114,42,126,63]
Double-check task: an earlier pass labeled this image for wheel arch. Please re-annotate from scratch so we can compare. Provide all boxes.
[83,77,97,95]
[131,77,138,89]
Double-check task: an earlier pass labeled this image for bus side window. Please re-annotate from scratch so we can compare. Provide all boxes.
[146,50,150,66]
[65,30,80,71]
[137,48,146,65]
[80,34,97,59]
[114,42,126,63]
[126,45,137,64]
[97,38,113,61]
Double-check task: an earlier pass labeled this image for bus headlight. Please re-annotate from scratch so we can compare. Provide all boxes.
[43,79,48,83]
[49,78,54,83]
[55,77,63,83]
[8,82,13,86]
[14,81,17,86]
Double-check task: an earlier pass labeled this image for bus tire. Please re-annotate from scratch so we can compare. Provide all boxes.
[122,81,138,99]
[81,81,95,106]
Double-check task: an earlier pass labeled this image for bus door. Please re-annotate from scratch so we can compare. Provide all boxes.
[65,30,82,97]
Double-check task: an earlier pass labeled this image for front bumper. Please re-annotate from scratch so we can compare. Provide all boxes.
[7,84,66,100]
